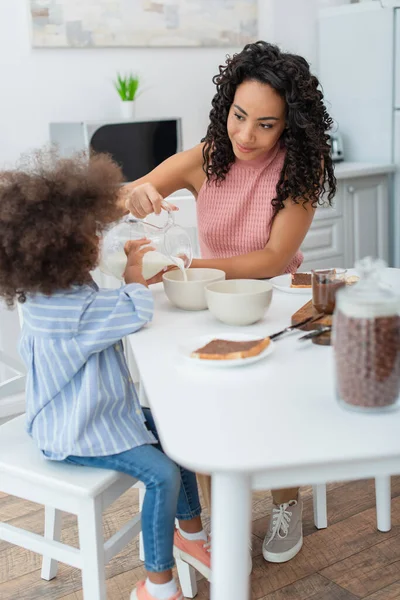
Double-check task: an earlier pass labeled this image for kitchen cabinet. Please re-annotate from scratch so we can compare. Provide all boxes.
[301,165,393,271]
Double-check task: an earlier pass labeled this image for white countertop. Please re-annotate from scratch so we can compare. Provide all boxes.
[334,162,396,179]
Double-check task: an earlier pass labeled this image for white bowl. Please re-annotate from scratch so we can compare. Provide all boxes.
[163,268,226,311]
[205,279,273,326]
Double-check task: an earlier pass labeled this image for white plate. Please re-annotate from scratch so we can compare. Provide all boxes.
[178,332,274,368]
[270,273,312,295]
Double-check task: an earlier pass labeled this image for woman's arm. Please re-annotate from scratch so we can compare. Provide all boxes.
[118,144,205,216]
[191,200,315,279]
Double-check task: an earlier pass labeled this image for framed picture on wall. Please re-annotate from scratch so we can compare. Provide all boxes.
[29,0,258,48]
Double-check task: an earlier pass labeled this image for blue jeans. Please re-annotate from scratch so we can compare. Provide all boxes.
[63,408,201,572]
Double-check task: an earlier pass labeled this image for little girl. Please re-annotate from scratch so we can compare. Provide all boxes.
[0,151,210,600]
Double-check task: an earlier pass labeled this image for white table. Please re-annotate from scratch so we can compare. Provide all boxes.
[128,268,400,600]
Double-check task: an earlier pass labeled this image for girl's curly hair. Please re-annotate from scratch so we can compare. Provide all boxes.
[202,41,336,211]
[0,149,123,306]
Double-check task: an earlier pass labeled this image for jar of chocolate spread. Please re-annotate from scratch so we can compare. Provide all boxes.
[333,257,400,412]
[312,268,347,314]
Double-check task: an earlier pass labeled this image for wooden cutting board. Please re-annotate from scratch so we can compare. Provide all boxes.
[291,300,332,346]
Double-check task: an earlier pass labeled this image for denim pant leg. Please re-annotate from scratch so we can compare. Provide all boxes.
[142,408,202,520]
[64,444,180,573]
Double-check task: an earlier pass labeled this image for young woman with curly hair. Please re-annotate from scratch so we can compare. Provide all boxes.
[0,151,211,600]
[123,40,337,565]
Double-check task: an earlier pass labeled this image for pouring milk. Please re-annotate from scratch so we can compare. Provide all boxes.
[102,249,187,281]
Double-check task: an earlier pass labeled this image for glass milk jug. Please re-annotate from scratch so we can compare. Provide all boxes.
[333,257,400,412]
[99,213,193,281]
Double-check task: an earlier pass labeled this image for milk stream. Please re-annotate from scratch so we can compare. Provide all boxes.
[101,250,187,281]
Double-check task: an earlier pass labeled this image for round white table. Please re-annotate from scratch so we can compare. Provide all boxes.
[128,268,400,600]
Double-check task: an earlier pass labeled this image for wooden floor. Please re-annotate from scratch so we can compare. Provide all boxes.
[1,477,400,599]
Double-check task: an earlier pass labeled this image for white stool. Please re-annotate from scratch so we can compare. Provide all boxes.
[0,415,196,599]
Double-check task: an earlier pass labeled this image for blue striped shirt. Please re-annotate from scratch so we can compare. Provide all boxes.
[19,281,157,460]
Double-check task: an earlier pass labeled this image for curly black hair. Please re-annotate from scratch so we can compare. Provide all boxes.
[0,149,123,306]
[202,41,336,211]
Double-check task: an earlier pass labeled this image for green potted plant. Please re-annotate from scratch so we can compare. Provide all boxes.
[114,72,140,120]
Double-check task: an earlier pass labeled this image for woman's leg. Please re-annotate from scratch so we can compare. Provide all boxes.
[271,488,299,504]
[263,487,303,564]
[197,474,212,511]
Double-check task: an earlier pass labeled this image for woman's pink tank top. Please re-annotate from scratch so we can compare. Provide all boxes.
[196,144,303,274]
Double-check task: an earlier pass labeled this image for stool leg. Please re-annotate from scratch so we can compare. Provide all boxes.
[375,476,391,532]
[139,484,145,562]
[312,484,328,529]
[41,506,63,580]
[176,558,198,598]
[78,497,106,600]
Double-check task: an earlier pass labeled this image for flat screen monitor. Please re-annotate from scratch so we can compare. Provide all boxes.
[49,118,182,182]
[90,120,180,181]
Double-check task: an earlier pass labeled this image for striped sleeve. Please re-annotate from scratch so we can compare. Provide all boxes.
[77,284,153,354]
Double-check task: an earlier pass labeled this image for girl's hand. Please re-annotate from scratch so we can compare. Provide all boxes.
[123,238,154,286]
[124,182,178,218]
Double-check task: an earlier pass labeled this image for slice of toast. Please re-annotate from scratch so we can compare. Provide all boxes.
[291,272,312,288]
[191,337,270,360]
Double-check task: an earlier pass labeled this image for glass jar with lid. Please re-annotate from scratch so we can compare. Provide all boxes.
[333,257,400,412]
[99,212,193,281]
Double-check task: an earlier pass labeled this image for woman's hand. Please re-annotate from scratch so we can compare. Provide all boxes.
[124,182,178,218]
[145,253,189,285]
[123,238,155,286]
[146,264,178,286]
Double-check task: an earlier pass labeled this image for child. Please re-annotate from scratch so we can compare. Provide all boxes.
[0,150,210,600]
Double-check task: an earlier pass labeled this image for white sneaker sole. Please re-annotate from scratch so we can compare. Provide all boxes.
[173,545,211,581]
[262,535,303,563]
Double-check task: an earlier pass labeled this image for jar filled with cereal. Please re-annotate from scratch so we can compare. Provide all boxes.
[333,257,400,412]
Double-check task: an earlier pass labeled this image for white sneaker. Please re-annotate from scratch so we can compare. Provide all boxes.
[262,498,303,563]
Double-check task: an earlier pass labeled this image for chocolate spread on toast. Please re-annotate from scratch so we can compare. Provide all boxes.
[291,273,312,287]
[194,339,263,355]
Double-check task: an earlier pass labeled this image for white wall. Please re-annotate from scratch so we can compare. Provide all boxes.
[0,0,327,169]
[0,2,227,167]
[0,0,324,381]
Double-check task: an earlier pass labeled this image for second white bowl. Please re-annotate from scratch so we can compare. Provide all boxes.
[205,279,273,325]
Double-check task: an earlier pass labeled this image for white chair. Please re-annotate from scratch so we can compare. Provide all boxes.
[0,302,26,421]
[0,414,197,599]
[304,478,390,533]
[0,349,26,420]
[0,349,26,397]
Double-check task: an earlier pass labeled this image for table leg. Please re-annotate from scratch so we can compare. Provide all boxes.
[375,475,391,532]
[211,473,251,600]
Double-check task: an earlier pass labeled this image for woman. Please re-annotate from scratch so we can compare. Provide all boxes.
[123,40,336,565]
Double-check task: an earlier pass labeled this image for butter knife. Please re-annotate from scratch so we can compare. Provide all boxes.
[269,313,324,340]
[298,325,332,342]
